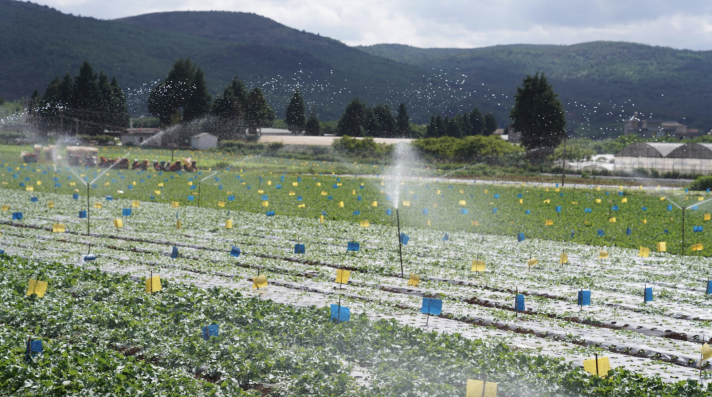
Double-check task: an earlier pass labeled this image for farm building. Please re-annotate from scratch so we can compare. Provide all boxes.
[615,142,712,174]
[120,128,162,147]
[191,133,218,150]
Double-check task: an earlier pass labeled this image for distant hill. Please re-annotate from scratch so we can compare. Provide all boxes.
[2,0,711,135]
[358,43,712,135]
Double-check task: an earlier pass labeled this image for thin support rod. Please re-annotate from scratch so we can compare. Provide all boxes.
[396,208,404,278]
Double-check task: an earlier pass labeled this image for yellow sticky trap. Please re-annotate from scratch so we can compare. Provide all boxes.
[699,196,704,202]
[471,260,486,272]
[267,180,272,185]
[407,273,420,287]
[427,219,431,226]
[36,181,41,186]
[560,252,568,264]
[701,343,712,362]
[321,191,328,196]
[188,181,193,186]
[319,215,324,223]
[113,219,123,228]
[527,258,538,267]
[46,201,54,209]
[621,198,627,203]
[317,182,321,187]
[26,186,34,191]
[371,201,377,207]
[595,198,601,203]
[432,203,438,208]
[338,201,344,208]
[599,250,609,259]
[225,219,233,229]
[572,201,578,205]
[484,189,488,194]
[660,197,666,201]
[359,220,370,228]
[132,181,136,186]
[545,219,553,226]
[639,247,650,258]
[292,182,298,186]
[466,379,498,397]
[104,182,110,186]
[642,218,647,224]
[543,199,550,204]
[459,200,467,206]
[52,223,66,233]
[252,275,268,289]
[132,200,140,208]
[583,357,611,377]
[171,201,179,208]
[336,269,351,284]
[471,220,479,226]
[352,189,356,195]
[555,188,560,192]
[258,189,264,194]
[705,214,711,221]
[289,191,295,196]
[94,203,102,210]
[298,204,306,208]
[176,219,182,229]
[436,189,441,195]
[403,201,411,207]
[1,205,9,211]
[218,201,225,208]
[656,242,666,252]
[262,201,269,207]
[692,243,704,252]
[609,217,616,223]
[158,183,163,187]
[145,275,162,293]
[519,199,523,204]
[26,279,48,297]
[596,187,601,191]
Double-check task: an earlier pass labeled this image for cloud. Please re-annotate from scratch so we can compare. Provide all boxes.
[31,0,712,50]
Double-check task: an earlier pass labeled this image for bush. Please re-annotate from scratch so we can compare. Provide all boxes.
[689,176,712,191]
[412,136,524,163]
[332,136,393,159]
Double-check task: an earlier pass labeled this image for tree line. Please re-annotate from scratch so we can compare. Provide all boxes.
[425,109,498,138]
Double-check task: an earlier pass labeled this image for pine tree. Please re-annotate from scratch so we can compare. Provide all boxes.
[337,98,366,136]
[72,61,101,133]
[209,77,247,139]
[285,89,306,134]
[460,113,472,136]
[395,103,410,137]
[483,112,498,136]
[305,108,320,136]
[426,115,437,138]
[510,72,566,157]
[184,68,211,122]
[468,108,483,136]
[435,114,445,137]
[245,87,273,135]
[148,58,202,126]
[373,104,396,137]
[109,77,130,129]
[446,116,462,138]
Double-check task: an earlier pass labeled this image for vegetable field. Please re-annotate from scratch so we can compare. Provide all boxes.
[1,151,712,396]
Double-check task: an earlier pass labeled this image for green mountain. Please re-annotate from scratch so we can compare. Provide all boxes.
[358,43,712,135]
[2,0,711,135]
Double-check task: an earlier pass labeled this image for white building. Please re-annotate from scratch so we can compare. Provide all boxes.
[191,133,218,150]
[120,129,162,147]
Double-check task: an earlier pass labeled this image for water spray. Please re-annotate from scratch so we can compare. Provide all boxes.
[396,208,404,278]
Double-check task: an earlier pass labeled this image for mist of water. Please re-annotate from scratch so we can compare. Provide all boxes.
[384,142,426,209]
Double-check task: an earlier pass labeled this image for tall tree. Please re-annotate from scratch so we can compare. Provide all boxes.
[305,108,320,136]
[435,114,445,137]
[395,103,410,138]
[468,108,483,136]
[483,112,498,136]
[426,115,437,138]
[183,67,211,122]
[244,87,274,135]
[337,98,367,136]
[285,89,306,134]
[510,72,566,157]
[148,58,210,126]
[209,77,247,140]
[373,104,396,137]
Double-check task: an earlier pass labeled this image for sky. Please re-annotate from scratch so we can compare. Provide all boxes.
[29,0,712,50]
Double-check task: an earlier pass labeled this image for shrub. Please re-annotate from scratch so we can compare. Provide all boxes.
[412,136,524,163]
[332,136,393,159]
[689,176,712,191]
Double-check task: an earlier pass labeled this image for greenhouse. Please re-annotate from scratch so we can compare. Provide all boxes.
[615,142,712,174]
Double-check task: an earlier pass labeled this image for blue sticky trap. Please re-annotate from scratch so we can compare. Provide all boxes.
[517,232,525,242]
[150,196,155,200]
[12,212,23,220]
[83,254,96,261]
[664,229,669,234]
[321,211,327,216]
[626,228,632,235]
[332,184,338,189]
[605,192,609,196]
[171,246,179,259]
[442,233,449,241]
[578,290,591,306]
[261,195,268,201]
[597,229,604,237]
[386,195,391,201]
[19,182,24,187]
[330,304,351,323]
[276,184,282,189]
[26,340,43,359]
[187,195,194,201]
[422,208,429,215]
[359,185,364,189]
[105,196,113,201]
[227,195,235,201]
[694,226,703,233]
[559,193,563,197]
[122,208,132,217]
[79,210,87,219]
[612,205,619,211]
[421,297,443,315]
[556,206,562,213]
[353,210,360,215]
[297,177,301,182]
[54,182,61,188]
[492,208,497,214]
[190,185,197,190]
[692,205,699,211]
[0,249,4,255]
[327,196,333,200]
[461,209,469,215]
[517,193,522,198]
[515,294,526,311]
[294,243,306,254]
[571,230,575,238]
[525,210,531,215]
[30,197,38,202]
[667,205,672,211]
[494,194,499,199]
[246,186,251,190]
[266,211,275,217]
[201,324,219,340]
[347,242,360,252]
[230,246,241,258]
[706,280,712,295]
[111,179,117,183]
[641,207,647,211]
[400,233,409,245]
[357,196,362,201]
[128,185,133,190]
[644,287,654,302]
[218,185,223,190]
[297,196,303,201]
[618,191,624,196]
[555,183,559,188]
[386,209,392,216]
[585,208,592,213]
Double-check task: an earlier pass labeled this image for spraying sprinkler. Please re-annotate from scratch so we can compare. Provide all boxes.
[396,208,404,278]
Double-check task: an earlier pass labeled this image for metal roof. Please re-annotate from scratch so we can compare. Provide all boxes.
[616,142,684,158]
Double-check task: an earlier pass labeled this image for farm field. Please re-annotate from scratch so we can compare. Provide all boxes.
[1,149,712,395]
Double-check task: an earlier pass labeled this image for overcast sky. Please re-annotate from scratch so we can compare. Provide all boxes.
[31,0,712,50]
